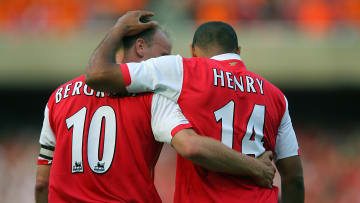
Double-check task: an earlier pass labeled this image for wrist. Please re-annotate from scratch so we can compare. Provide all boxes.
[110,24,128,38]
[249,158,263,178]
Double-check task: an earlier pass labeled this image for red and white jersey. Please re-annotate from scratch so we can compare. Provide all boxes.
[120,53,300,203]
[37,75,191,203]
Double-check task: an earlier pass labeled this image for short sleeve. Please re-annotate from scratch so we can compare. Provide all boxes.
[275,97,300,162]
[151,94,192,144]
[121,55,184,102]
[38,105,56,165]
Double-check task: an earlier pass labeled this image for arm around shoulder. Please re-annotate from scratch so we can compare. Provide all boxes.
[171,129,276,188]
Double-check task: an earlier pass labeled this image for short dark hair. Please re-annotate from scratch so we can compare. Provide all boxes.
[192,21,238,53]
[123,28,158,50]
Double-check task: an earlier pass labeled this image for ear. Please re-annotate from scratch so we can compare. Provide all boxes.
[190,45,197,57]
[236,46,241,55]
[135,38,146,58]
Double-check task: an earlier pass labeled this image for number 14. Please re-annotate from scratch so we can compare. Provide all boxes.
[214,101,266,157]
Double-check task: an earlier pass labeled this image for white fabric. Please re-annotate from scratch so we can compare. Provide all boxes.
[151,94,190,144]
[275,97,299,162]
[39,105,56,148]
[210,53,242,61]
[126,55,184,102]
[126,53,243,102]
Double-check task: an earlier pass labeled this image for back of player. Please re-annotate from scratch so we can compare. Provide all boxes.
[84,17,302,203]
[38,75,163,202]
[173,55,287,202]
[118,53,300,202]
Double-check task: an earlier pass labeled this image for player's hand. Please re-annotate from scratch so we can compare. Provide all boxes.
[253,151,276,189]
[114,10,159,36]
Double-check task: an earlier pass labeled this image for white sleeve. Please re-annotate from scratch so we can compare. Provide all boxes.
[275,97,300,162]
[38,105,56,164]
[151,94,192,144]
[124,55,184,102]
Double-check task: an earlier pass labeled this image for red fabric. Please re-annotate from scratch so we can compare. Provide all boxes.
[46,75,162,203]
[37,159,50,165]
[173,57,286,203]
[120,63,131,86]
[171,123,193,137]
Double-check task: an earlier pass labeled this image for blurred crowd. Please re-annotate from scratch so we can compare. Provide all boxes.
[0,1,359,203]
[1,127,360,203]
[0,0,359,35]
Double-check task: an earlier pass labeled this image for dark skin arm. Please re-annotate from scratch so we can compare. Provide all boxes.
[276,156,305,203]
[172,129,276,188]
[35,164,51,203]
[86,11,158,93]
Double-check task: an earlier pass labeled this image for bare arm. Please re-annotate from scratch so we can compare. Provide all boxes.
[276,156,304,203]
[35,164,51,203]
[85,11,158,93]
[171,129,276,188]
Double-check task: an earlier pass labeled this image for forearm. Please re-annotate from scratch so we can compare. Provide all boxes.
[280,176,304,203]
[192,137,259,176]
[35,165,51,203]
[86,25,127,92]
[174,133,259,177]
[35,187,49,203]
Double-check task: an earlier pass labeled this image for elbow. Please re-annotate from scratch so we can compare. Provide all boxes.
[85,67,108,91]
[85,62,102,88]
[85,57,109,90]
[85,71,99,89]
[176,136,202,160]
[35,177,49,193]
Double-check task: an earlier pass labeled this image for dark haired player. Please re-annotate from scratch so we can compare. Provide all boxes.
[86,11,305,203]
[35,11,276,203]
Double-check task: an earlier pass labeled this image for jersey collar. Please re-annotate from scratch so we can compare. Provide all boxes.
[210,53,242,61]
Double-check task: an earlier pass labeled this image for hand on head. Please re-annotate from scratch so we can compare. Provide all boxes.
[114,10,159,36]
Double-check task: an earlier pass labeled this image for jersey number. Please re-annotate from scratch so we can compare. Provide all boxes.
[214,101,265,157]
[66,106,116,174]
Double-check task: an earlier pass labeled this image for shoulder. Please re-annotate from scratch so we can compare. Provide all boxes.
[248,71,287,108]
[134,92,154,105]
[251,71,284,96]
[144,55,183,65]
[182,56,213,69]
[51,75,84,93]
[47,75,85,106]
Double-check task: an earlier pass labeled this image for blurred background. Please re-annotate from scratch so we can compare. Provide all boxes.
[0,0,359,202]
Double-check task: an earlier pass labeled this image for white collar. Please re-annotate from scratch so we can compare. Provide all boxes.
[210,53,242,61]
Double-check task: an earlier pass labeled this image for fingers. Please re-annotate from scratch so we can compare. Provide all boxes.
[262,177,273,189]
[137,11,158,29]
[116,10,159,36]
[137,10,154,19]
[263,151,273,160]
[141,20,159,29]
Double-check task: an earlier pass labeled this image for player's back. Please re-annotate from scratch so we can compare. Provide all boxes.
[46,75,162,203]
[174,55,285,202]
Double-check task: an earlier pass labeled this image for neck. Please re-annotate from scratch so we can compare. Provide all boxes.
[123,50,142,63]
[198,46,234,58]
